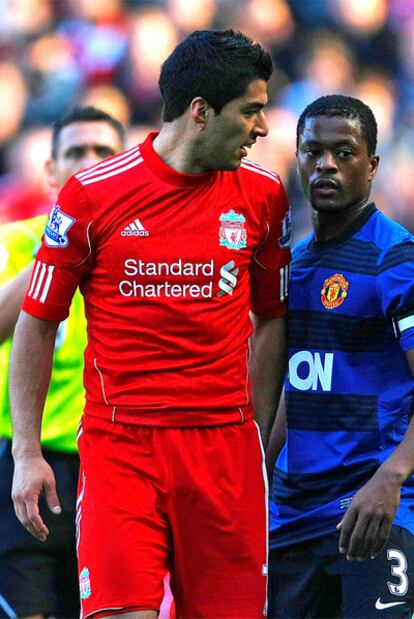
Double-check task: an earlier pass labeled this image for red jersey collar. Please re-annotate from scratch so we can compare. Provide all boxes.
[140,132,217,187]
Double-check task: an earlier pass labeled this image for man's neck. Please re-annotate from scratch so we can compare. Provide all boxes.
[313,198,372,242]
[153,122,206,175]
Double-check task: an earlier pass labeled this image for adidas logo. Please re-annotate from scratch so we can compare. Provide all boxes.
[121,218,149,237]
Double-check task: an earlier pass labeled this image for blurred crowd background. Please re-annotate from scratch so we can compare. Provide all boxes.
[0,0,413,242]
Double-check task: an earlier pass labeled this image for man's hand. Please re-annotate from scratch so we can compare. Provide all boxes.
[12,455,61,541]
[337,469,402,561]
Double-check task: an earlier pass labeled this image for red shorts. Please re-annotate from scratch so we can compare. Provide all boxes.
[76,413,268,618]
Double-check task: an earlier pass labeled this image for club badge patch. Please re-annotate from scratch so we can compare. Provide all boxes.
[79,567,91,599]
[45,204,76,247]
[219,210,247,250]
[321,273,349,310]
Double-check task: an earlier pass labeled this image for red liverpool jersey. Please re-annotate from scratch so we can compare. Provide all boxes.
[23,133,291,426]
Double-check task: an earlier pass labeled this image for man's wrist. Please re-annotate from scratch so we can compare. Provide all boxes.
[11,440,42,460]
[376,461,409,487]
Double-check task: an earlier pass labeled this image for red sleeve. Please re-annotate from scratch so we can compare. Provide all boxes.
[22,177,93,322]
[249,181,291,318]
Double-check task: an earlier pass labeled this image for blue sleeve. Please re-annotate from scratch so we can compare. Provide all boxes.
[377,242,414,352]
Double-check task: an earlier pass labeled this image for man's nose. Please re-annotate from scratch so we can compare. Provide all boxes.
[316,151,337,172]
[255,110,269,138]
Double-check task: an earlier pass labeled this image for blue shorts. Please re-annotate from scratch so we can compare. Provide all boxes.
[269,527,414,619]
[0,440,80,619]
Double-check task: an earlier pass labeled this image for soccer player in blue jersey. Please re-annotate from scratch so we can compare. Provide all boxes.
[268,95,414,618]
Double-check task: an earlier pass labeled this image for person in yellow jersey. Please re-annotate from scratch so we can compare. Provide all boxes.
[0,106,125,619]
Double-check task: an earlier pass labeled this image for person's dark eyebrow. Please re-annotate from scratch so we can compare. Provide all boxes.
[241,102,266,111]
[300,137,358,147]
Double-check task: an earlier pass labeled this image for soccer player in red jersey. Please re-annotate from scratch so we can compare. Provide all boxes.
[9,30,291,619]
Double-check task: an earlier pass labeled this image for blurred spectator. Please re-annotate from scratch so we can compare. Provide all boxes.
[233,0,295,46]
[278,31,355,118]
[335,0,388,36]
[80,83,132,127]
[116,6,178,123]
[23,33,83,125]
[353,70,395,144]
[0,62,27,150]
[0,0,413,237]
[0,0,53,41]
[0,127,52,224]
[168,0,217,34]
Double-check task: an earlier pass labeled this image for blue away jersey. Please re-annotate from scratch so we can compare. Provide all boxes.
[270,203,414,549]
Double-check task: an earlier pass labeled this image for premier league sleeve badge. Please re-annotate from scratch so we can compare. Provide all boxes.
[45,204,76,248]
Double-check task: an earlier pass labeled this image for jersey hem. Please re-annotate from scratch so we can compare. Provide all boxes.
[84,401,254,427]
[269,521,340,549]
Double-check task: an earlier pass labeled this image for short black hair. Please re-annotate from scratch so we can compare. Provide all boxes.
[296,95,378,155]
[159,29,273,122]
[51,106,126,159]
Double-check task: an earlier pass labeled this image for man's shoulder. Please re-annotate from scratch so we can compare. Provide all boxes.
[74,144,145,192]
[291,234,312,260]
[362,207,414,248]
[237,158,282,193]
[360,208,414,269]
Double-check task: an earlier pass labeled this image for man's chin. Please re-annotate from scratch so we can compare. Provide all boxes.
[311,198,341,212]
[223,159,242,171]
[206,155,242,172]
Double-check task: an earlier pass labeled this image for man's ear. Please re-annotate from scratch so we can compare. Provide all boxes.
[44,158,57,188]
[368,154,380,182]
[189,97,211,131]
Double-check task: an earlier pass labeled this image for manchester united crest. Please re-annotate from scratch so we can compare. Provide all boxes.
[219,210,247,250]
[321,273,349,309]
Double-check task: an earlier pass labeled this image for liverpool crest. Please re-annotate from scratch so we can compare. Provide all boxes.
[219,210,247,250]
[321,273,349,309]
[79,567,92,599]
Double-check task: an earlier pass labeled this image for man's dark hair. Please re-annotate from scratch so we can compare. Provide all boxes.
[159,29,273,122]
[51,106,126,158]
[296,95,378,155]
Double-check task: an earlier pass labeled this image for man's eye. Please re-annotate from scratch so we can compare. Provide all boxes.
[66,148,84,158]
[97,147,115,158]
[338,150,352,159]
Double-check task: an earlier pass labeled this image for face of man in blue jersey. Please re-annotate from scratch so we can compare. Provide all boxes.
[296,115,379,214]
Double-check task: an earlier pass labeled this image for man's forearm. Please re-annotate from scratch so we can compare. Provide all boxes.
[9,311,58,457]
[382,349,414,482]
[249,314,288,448]
[265,392,286,483]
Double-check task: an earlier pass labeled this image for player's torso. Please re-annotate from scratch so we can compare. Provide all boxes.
[77,163,268,412]
[82,170,261,352]
[85,171,262,314]
[270,214,414,545]
[286,233,411,429]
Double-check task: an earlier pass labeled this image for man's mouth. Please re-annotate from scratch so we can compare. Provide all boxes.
[240,142,255,158]
[311,178,340,195]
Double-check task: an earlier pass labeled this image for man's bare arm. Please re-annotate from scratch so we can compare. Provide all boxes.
[265,391,286,484]
[338,348,414,560]
[249,313,288,449]
[9,310,61,541]
[0,265,33,343]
